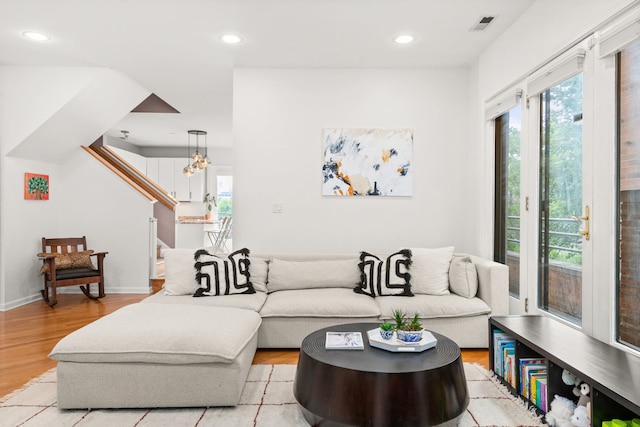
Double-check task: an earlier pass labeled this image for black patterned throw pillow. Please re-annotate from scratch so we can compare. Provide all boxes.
[193,248,255,297]
[354,249,413,297]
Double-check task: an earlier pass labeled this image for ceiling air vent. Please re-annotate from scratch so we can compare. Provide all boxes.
[470,16,496,32]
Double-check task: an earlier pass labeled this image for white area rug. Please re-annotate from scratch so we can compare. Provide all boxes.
[0,363,545,426]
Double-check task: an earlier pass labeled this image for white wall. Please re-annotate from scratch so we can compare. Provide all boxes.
[0,149,153,309]
[0,66,152,310]
[1,157,60,306]
[233,68,478,254]
[58,149,152,294]
[477,0,637,102]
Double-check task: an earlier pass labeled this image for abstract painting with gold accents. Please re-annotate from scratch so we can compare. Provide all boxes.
[322,128,412,196]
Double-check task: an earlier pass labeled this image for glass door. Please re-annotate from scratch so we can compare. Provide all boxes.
[492,43,599,325]
[616,40,640,350]
[494,104,523,303]
[537,73,585,325]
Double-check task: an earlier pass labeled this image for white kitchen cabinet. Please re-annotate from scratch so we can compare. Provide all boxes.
[190,169,204,202]
[147,157,204,202]
[175,222,208,249]
[173,166,191,201]
[158,158,175,196]
[146,158,159,183]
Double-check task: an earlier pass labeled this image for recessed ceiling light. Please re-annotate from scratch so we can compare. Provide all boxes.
[220,34,243,44]
[393,34,415,44]
[23,31,51,42]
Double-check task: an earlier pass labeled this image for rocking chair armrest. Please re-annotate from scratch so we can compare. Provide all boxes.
[38,254,58,260]
[39,256,57,277]
[39,256,58,270]
[90,251,108,258]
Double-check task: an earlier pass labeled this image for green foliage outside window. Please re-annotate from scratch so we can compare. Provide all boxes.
[505,74,584,266]
[506,124,521,254]
[217,198,232,218]
[543,74,583,266]
[540,74,584,266]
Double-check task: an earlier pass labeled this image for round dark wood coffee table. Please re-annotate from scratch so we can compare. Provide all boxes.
[293,323,469,427]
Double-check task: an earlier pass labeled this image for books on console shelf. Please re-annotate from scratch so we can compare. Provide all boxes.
[492,329,516,386]
[325,332,365,350]
[532,374,548,412]
[519,358,546,399]
[504,345,516,387]
[516,357,547,411]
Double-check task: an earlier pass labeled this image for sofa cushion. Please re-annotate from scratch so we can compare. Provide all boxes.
[266,258,360,292]
[376,294,491,319]
[141,290,267,312]
[409,247,455,295]
[162,248,199,296]
[49,304,262,364]
[193,248,255,297]
[260,288,380,318]
[354,250,413,297]
[449,255,478,298]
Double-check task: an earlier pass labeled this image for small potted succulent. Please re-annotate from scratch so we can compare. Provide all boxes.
[392,310,424,343]
[203,193,217,220]
[378,322,395,340]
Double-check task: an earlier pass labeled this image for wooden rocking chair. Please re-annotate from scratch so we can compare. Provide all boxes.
[39,236,108,307]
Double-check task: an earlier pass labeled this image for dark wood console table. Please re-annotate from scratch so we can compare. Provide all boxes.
[293,322,469,427]
[490,316,640,426]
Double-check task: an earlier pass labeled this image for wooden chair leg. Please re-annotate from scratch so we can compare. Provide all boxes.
[41,278,57,307]
[41,278,48,302]
[49,283,58,307]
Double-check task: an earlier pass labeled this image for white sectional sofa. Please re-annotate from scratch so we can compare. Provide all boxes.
[144,248,509,348]
[49,247,508,409]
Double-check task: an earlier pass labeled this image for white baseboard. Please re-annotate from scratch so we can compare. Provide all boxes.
[0,285,151,311]
[54,286,152,295]
[0,294,42,311]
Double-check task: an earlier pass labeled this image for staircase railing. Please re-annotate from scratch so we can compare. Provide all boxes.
[83,140,179,249]
[86,143,178,210]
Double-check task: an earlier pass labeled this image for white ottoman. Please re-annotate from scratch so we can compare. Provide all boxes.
[49,303,261,409]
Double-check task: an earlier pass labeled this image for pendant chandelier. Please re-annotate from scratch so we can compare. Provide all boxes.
[183,130,211,177]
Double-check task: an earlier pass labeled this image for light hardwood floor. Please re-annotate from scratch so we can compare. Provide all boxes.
[0,293,488,398]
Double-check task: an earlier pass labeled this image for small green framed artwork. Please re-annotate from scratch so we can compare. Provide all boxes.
[24,173,49,200]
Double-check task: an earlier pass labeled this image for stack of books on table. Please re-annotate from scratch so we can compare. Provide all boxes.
[325,332,364,350]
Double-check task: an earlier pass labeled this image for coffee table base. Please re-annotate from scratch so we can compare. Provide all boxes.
[301,407,463,427]
[294,323,469,427]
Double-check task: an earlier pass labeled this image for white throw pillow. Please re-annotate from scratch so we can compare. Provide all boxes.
[449,255,478,298]
[267,258,360,292]
[162,248,199,295]
[249,257,269,293]
[409,247,455,295]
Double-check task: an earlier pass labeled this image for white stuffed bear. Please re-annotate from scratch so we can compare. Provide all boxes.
[546,394,577,427]
[571,405,590,427]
